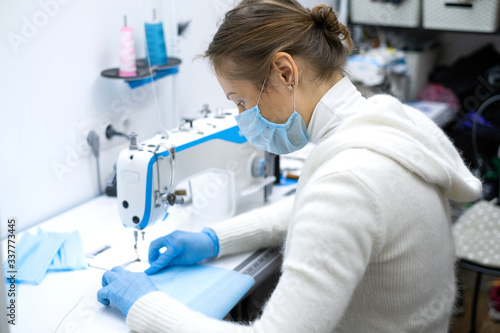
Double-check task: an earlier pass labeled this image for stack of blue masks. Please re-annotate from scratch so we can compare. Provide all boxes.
[4,228,87,285]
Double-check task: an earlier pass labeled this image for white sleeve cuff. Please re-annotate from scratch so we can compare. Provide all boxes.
[207,196,294,257]
[208,212,268,257]
[126,291,191,333]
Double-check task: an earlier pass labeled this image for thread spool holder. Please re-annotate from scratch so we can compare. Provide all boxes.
[100,57,181,89]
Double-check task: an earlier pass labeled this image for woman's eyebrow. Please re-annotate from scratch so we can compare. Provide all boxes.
[226,92,236,100]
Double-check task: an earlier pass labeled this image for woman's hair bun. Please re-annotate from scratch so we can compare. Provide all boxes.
[310,4,340,33]
[310,4,352,51]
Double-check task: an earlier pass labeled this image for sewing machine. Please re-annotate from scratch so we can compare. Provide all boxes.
[116,110,276,230]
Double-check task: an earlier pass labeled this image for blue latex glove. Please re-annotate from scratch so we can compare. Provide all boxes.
[145,228,219,275]
[97,266,159,315]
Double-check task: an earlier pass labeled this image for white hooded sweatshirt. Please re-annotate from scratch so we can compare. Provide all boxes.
[127,77,482,333]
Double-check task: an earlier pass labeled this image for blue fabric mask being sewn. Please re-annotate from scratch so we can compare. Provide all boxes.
[234,79,309,155]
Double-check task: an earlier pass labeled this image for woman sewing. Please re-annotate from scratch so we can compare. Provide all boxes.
[98,1,482,332]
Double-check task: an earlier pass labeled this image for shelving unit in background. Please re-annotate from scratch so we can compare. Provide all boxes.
[100,57,182,89]
[349,0,500,34]
[347,0,500,101]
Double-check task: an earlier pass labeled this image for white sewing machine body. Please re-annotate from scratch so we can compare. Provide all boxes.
[117,112,275,229]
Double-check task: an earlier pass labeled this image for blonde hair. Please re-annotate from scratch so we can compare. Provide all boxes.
[205,0,353,85]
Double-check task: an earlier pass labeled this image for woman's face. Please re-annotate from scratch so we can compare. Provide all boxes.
[216,73,295,124]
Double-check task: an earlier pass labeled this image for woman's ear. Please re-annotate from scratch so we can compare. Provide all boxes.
[271,52,298,88]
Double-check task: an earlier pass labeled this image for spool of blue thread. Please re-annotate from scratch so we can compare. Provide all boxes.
[145,21,168,66]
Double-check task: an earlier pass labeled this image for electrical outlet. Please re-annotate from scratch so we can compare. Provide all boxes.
[76,114,130,151]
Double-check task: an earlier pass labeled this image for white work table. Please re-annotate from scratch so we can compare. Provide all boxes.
[1,184,294,333]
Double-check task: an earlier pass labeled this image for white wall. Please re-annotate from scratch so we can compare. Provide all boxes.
[175,0,236,119]
[0,0,329,237]
[0,0,160,236]
[0,0,224,237]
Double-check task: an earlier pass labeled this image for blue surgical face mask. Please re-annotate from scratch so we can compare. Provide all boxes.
[234,78,309,155]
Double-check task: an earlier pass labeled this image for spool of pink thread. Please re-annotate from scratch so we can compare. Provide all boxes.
[119,17,136,77]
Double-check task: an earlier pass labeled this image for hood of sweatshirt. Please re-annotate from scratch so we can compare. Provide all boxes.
[306,77,482,203]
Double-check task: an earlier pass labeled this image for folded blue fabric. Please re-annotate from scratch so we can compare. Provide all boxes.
[149,264,255,319]
[48,230,87,271]
[4,229,87,285]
